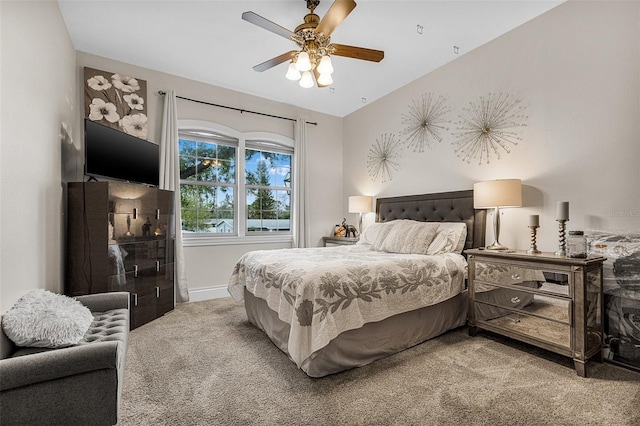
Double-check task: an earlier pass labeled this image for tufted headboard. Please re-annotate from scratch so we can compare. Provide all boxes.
[375,190,486,251]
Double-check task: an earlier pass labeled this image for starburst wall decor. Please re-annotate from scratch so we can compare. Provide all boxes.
[367,133,403,183]
[401,93,451,153]
[451,92,528,165]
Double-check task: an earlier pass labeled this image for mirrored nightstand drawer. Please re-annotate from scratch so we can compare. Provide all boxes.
[474,261,570,298]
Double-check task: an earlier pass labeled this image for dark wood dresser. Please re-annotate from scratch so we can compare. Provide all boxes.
[66,181,175,329]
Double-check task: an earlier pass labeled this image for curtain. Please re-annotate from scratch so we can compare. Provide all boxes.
[160,90,189,303]
[292,118,310,248]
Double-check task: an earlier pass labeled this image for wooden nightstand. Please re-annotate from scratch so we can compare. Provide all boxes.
[322,236,359,247]
[466,248,606,377]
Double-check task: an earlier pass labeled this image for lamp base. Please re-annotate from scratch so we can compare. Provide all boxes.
[486,242,510,251]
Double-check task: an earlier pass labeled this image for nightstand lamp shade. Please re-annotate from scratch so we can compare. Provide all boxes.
[474,179,522,250]
[349,195,372,235]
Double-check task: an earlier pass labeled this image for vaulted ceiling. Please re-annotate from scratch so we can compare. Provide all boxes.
[58,1,563,117]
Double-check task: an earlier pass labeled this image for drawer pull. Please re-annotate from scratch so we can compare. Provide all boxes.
[133,293,138,306]
[134,264,138,278]
[511,273,520,280]
[156,286,160,298]
[156,208,161,220]
[511,297,521,304]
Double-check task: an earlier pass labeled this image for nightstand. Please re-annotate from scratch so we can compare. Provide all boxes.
[322,236,359,247]
[466,249,606,377]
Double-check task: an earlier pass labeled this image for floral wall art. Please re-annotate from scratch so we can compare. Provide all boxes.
[84,67,148,139]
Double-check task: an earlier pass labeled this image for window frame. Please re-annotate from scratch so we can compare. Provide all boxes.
[177,120,294,247]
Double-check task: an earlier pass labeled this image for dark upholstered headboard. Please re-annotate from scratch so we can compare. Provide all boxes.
[375,190,486,251]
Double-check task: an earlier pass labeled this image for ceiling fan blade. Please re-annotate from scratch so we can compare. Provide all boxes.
[242,11,295,40]
[315,0,356,37]
[331,43,384,62]
[253,51,297,72]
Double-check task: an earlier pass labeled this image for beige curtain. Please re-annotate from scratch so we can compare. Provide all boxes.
[293,118,310,248]
[159,90,189,303]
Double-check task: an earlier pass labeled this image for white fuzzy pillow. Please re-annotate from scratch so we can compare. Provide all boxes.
[2,290,94,348]
[376,220,440,254]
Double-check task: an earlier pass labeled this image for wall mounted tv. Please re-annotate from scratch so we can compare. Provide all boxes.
[84,119,160,187]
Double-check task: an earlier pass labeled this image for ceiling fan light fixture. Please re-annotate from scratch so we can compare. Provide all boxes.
[299,71,314,88]
[317,55,334,74]
[295,51,312,72]
[285,62,302,81]
[317,72,333,86]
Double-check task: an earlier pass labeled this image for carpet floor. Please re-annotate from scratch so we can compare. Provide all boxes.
[119,298,640,425]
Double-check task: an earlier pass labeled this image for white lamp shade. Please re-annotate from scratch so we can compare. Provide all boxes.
[474,179,522,208]
[285,63,301,81]
[317,72,333,86]
[295,51,312,72]
[299,71,314,88]
[348,195,372,213]
[317,55,334,74]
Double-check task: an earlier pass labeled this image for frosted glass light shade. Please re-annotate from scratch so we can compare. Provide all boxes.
[299,71,314,88]
[295,51,312,72]
[285,63,301,81]
[474,179,522,208]
[348,195,372,213]
[317,72,333,86]
[317,55,334,74]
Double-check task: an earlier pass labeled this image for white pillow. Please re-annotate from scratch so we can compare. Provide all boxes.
[370,221,397,251]
[376,220,440,254]
[357,222,391,246]
[428,223,468,254]
[2,290,94,348]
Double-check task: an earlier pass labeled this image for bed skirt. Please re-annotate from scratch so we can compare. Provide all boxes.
[244,288,468,377]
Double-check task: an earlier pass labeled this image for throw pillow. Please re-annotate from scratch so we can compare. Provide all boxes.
[2,289,94,348]
[370,221,397,251]
[377,220,439,254]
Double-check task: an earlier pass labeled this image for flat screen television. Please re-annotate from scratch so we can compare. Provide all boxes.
[84,119,160,187]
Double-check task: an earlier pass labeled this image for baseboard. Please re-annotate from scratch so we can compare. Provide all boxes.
[188,285,229,302]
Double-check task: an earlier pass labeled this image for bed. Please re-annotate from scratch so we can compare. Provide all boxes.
[228,190,486,377]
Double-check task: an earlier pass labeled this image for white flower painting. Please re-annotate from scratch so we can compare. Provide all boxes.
[84,67,148,139]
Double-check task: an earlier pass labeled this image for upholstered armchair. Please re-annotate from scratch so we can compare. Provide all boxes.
[0,292,129,426]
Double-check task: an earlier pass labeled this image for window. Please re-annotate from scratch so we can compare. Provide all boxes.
[245,142,292,233]
[178,122,294,242]
[178,132,237,234]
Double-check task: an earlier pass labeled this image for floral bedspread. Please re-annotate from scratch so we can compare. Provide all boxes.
[228,245,467,368]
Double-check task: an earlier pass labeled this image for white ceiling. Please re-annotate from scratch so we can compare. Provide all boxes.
[58,0,563,118]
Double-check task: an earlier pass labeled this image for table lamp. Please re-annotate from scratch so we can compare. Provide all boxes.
[474,179,522,250]
[348,195,372,236]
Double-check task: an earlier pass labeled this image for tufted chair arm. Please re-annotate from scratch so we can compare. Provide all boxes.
[75,291,130,312]
[0,341,121,391]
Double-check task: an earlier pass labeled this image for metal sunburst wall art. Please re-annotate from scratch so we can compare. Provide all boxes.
[401,93,451,153]
[452,92,528,165]
[367,133,403,183]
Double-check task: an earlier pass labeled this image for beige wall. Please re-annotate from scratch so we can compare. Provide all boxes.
[1,1,78,313]
[75,53,344,298]
[343,1,640,252]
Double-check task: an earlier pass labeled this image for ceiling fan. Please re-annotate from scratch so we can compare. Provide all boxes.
[242,0,384,88]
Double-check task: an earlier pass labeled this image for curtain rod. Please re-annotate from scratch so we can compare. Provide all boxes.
[157,91,318,126]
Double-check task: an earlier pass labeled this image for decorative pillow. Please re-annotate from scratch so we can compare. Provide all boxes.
[2,289,94,348]
[376,220,440,254]
[370,221,397,250]
[357,222,391,246]
[428,223,468,254]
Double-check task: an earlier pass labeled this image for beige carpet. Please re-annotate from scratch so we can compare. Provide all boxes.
[119,298,640,425]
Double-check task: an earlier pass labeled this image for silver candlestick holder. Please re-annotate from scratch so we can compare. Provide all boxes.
[527,225,541,254]
[555,219,567,256]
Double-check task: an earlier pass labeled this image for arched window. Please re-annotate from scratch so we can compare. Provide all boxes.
[178,120,294,244]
